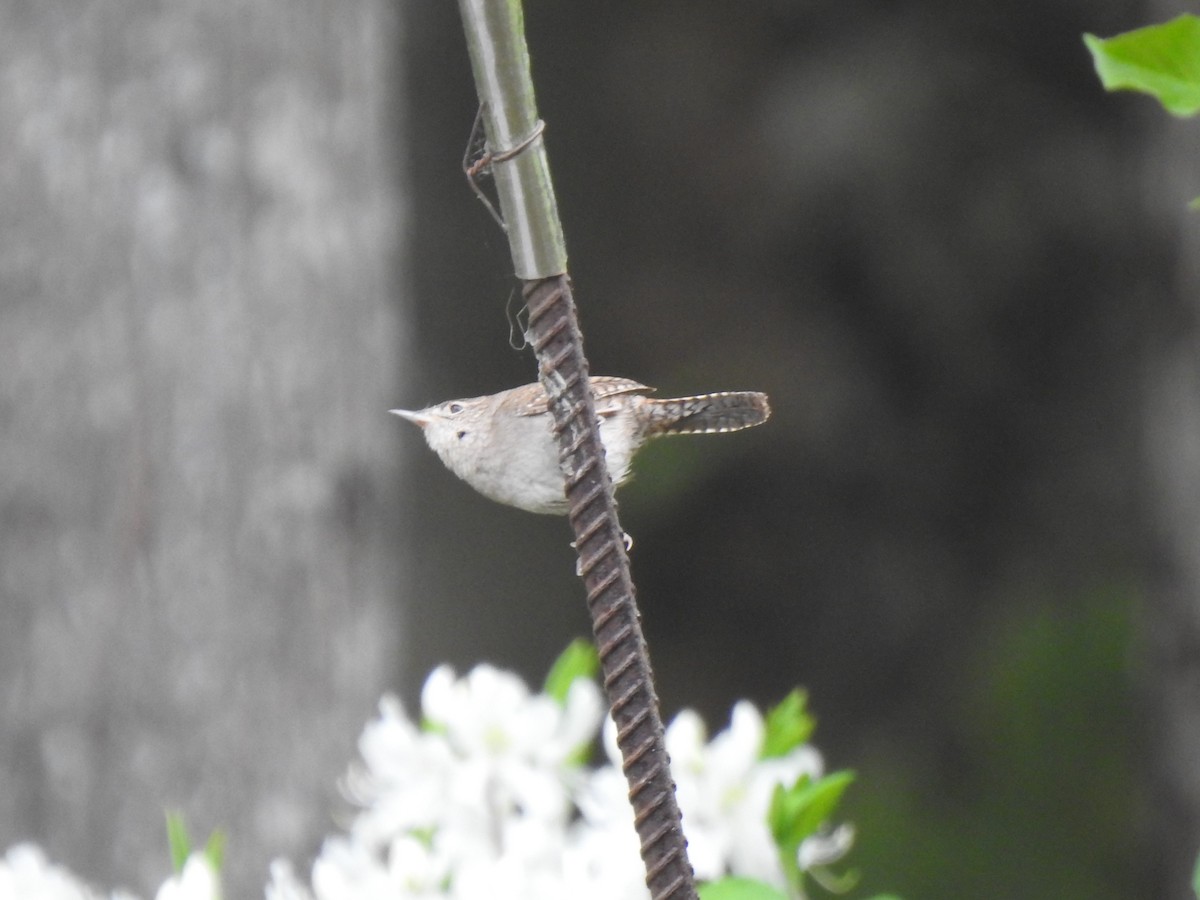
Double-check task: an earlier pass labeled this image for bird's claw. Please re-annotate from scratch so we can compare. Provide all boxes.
[570,532,634,576]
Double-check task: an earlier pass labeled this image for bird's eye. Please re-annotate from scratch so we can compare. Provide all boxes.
[448,403,464,414]
[456,430,467,440]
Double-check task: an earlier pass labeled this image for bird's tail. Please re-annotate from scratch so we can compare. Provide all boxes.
[640,391,771,437]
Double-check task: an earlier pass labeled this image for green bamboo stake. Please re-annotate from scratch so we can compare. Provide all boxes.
[458,0,566,278]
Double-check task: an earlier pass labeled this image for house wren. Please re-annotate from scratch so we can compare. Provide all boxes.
[391,376,770,515]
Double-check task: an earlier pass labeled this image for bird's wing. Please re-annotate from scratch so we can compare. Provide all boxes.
[514,376,653,417]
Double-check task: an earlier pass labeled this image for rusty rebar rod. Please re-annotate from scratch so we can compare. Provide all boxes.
[523,275,696,900]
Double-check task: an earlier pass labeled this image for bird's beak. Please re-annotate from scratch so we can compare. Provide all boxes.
[389,408,432,428]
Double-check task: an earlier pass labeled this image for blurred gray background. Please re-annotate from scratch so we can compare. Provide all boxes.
[3,0,1199,898]
[0,0,407,894]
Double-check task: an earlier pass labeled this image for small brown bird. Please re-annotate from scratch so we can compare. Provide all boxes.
[391,376,770,514]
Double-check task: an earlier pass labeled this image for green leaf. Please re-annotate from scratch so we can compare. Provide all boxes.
[165,811,191,874]
[761,689,815,759]
[203,829,227,874]
[1191,848,1200,898]
[543,638,599,704]
[698,877,789,900]
[166,811,225,876]
[1083,15,1200,117]
[420,714,447,734]
[768,770,856,849]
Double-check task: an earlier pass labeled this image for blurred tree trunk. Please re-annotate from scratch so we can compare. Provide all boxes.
[1145,107,1200,896]
[0,2,407,895]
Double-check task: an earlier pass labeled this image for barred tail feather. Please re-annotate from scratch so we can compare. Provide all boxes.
[643,391,771,436]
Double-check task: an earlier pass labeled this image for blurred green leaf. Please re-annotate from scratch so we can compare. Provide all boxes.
[769,770,856,849]
[543,638,599,704]
[165,811,191,874]
[698,877,788,900]
[1192,849,1200,898]
[1083,15,1200,116]
[203,828,226,873]
[762,689,815,759]
[844,587,1139,899]
[166,811,225,875]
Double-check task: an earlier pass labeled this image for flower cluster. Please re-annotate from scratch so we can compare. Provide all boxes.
[266,658,851,899]
[0,844,134,900]
[1,653,853,899]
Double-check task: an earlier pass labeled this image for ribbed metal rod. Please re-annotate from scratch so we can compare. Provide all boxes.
[523,275,697,900]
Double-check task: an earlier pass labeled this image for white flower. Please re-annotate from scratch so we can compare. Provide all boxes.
[566,770,649,900]
[344,696,458,848]
[0,843,137,900]
[309,838,397,900]
[418,664,601,838]
[605,700,829,887]
[264,859,313,900]
[4,661,853,900]
[422,664,601,771]
[798,823,855,872]
[154,855,219,900]
[318,664,612,898]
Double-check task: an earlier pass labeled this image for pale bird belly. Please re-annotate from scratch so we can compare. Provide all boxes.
[482,413,636,514]
[597,414,635,488]
[492,441,571,513]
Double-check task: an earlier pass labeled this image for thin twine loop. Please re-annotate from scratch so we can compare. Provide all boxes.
[505,288,529,350]
[463,105,547,232]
